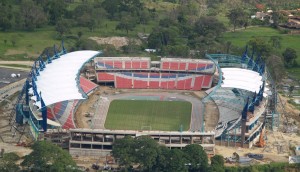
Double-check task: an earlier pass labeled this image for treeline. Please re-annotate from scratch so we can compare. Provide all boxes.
[112,136,300,172]
[0,0,153,32]
[112,135,221,172]
[0,0,298,59]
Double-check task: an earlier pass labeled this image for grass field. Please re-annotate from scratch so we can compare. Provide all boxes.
[104,100,192,131]
[222,26,300,79]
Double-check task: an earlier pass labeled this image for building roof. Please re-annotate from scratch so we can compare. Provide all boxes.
[34,50,100,106]
[221,68,263,93]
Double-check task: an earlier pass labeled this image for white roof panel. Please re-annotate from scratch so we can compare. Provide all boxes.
[221,68,263,93]
[35,50,100,106]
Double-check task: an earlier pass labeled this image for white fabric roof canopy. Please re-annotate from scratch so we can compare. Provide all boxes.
[221,68,263,93]
[35,50,100,106]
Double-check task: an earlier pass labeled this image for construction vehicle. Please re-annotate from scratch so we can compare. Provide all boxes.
[255,119,266,147]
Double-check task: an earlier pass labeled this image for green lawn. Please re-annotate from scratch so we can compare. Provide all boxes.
[105,100,192,131]
[222,26,300,79]
[222,27,300,63]
[0,27,61,60]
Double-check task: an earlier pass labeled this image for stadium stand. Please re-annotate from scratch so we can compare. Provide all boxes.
[94,57,215,91]
[79,76,98,94]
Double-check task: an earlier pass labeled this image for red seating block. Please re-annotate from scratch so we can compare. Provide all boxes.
[149,81,159,88]
[202,75,212,87]
[133,79,148,89]
[98,73,114,81]
[115,76,132,88]
[80,76,98,94]
[193,76,203,90]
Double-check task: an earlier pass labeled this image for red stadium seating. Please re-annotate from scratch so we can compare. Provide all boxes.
[98,73,114,81]
[105,61,114,68]
[114,61,122,69]
[115,76,132,88]
[196,63,206,71]
[125,61,131,69]
[170,62,179,70]
[132,61,141,69]
[185,78,192,90]
[161,81,175,89]
[133,79,148,88]
[62,100,78,129]
[177,78,192,90]
[177,80,185,90]
[95,58,214,90]
[188,63,197,70]
[80,77,98,94]
[179,63,186,70]
[47,107,55,120]
[162,62,170,69]
[141,62,148,69]
[53,102,62,116]
[202,75,212,87]
[149,81,159,89]
[193,76,203,90]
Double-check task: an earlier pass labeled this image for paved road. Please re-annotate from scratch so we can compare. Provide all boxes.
[0,61,33,66]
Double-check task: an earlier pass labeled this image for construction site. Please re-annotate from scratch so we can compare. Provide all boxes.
[0,46,300,170]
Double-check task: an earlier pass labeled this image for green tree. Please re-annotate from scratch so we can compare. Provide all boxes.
[269,36,282,49]
[102,0,120,19]
[0,3,13,31]
[248,37,272,57]
[133,136,160,171]
[0,152,20,172]
[21,0,47,31]
[183,144,208,172]
[153,146,170,172]
[167,45,190,57]
[21,141,77,171]
[282,48,297,67]
[266,55,285,83]
[116,13,137,34]
[194,16,226,37]
[55,19,71,38]
[166,149,188,172]
[210,155,225,172]
[44,0,67,25]
[112,136,135,170]
[227,8,248,32]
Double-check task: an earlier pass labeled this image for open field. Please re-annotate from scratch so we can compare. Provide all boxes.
[222,27,300,60]
[222,26,300,79]
[104,100,192,131]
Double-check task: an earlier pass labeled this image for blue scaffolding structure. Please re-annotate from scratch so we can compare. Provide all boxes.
[9,41,67,141]
[202,46,277,147]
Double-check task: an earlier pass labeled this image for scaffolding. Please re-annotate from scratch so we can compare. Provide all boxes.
[202,48,277,148]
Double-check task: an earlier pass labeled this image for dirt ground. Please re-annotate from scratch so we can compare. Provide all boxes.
[278,94,300,127]
[216,130,300,164]
[75,86,114,128]
[89,37,142,50]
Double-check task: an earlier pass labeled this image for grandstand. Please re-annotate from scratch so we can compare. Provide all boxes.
[203,50,275,148]
[95,57,215,90]
[10,42,101,140]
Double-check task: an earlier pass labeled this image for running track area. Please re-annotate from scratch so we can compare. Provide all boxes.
[91,92,203,132]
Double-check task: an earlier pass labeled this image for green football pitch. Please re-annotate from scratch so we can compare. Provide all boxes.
[104,100,192,131]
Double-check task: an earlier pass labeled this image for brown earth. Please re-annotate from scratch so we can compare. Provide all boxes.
[89,37,142,49]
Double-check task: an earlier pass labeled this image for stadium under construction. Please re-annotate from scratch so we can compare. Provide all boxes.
[9,42,278,155]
